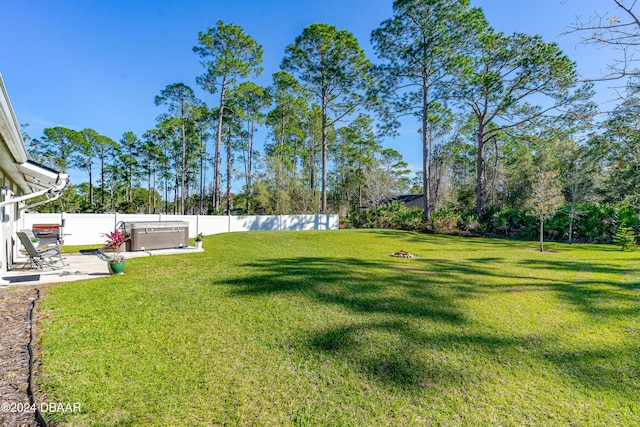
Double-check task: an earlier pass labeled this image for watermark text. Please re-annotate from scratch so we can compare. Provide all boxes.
[1,401,81,414]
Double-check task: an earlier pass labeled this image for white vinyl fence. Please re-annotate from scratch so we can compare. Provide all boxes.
[22,213,339,246]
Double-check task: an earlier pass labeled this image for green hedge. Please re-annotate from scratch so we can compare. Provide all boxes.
[342,201,428,232]
[344,201,639,243]
[488,203,639,243]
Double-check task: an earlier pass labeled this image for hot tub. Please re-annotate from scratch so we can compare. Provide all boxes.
[124,221,189,251]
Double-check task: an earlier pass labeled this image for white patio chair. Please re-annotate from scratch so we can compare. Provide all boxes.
[20,229,61,249]
[16,231,65,269]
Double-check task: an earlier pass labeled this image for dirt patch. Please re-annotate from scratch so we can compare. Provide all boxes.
[0,285,41,427]
[388,250,417,258]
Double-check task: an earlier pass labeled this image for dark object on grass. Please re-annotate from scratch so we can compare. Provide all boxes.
[389,250,415,258]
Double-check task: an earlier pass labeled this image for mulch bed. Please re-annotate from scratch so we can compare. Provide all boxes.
[0,285,41,427]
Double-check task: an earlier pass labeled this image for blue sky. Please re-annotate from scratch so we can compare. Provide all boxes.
[0,0,622,189]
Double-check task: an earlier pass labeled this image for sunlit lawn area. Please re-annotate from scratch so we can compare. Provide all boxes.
[38,230,640,426]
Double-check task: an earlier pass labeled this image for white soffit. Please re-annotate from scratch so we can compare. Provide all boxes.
[0,72,28,164]
[16,161,63,190]
[0,74,67,195]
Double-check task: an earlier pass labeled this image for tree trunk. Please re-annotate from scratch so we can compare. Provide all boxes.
[88,160,93,210]
[164,176,168,214]
[421,72,431,221]
[568,204,574,244]
[147,163,152,214]
[539,216,544,253]
[174,173,179,215]
[180,104,187,215]
[321,91,328,214]
[247,118,253,214]
[153,160,157,214]
[310,146,315,192]
[476,126,486,217]
[128,146,134,204]
[127,163,132,204]
[226,126,232,216]
[163,145,169,214]
[200,136,205,215]
[185,170,191,214]
[213,79,227,213]
[100,154,105,212]
[110,183,114,213]
[309,124,316,212]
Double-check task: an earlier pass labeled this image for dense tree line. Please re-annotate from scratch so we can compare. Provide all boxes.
[23,0,640,245]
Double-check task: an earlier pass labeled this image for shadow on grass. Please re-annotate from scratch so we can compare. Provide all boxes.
[551,284,640,319]
[307,320,524,389]
[409,254,640,319]
[219,252,639,392]
[517,258,636,278]
[222,256,475,389]
[365,229,589,251]
[228,257,467,322]
[542,344,640,400]
[367,229,633,256]
[515,258,640,318]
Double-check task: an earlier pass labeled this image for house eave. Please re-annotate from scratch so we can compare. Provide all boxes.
[0,72,28,165]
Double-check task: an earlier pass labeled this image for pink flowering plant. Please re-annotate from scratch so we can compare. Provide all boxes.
[102,230,130,263]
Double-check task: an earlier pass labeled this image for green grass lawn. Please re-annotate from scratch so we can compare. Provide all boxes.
[37,230,640,426]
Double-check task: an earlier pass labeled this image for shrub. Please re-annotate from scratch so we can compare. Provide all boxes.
[345,201,640,244]
[489,208,537,239]
[432,208,463,235]
[345,201,427,232]
[463,214,481,234]
[613,227,637,251]
[487,203,640,244]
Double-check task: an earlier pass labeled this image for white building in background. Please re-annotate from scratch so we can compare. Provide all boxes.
[0,73,68,283]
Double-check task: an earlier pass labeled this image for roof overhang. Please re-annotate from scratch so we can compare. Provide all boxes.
[0,161,68,210]
[0,73,68,199]
[16,160,65,191]
[0,72,28,164]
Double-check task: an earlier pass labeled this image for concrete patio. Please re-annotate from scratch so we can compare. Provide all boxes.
[1,247,204,287]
